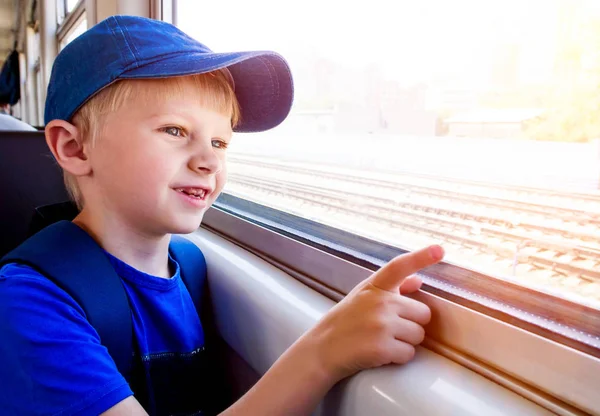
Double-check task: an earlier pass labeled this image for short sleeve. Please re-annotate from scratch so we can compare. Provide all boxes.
[0,263,134,416]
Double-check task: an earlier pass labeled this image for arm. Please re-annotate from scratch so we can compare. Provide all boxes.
[101,396,148,415]
[220,245,444,416]
[221,334,335,416]
[101,340,331,416]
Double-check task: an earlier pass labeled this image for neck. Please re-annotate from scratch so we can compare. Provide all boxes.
[73,207,172,278]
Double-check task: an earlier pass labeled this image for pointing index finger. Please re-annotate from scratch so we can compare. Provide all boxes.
[370,245,444,292]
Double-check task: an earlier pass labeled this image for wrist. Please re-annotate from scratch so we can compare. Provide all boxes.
[291,328,342,388]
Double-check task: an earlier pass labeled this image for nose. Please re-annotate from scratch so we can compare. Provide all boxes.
[188,139,222,174]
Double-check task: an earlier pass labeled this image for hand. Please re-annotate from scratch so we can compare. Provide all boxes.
[305,245,444,383]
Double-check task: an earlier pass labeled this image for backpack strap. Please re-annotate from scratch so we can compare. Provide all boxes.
[170,235,230,414]
[169,235,207,318]
[0,220,134,380]
[2,209,209,384]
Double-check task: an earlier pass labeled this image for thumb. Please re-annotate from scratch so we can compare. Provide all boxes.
[370,245,444,292]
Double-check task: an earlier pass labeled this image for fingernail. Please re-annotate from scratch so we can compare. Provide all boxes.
[429,245,444,261]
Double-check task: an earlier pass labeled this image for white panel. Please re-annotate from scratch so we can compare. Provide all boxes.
[84,0,97,25]
[94,0,117,22]
[187,229,551,416]
[116,0,149,18]
[91,0,151,25]
[39,0,57,96]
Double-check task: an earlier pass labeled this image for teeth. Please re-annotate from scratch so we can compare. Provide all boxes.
[176,188,207,198]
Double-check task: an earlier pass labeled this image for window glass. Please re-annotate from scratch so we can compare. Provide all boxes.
[56,0,65,25]
[59,12,87,51]
[66,0,80,13]
[177,0,600,309]
[56,0,80,25]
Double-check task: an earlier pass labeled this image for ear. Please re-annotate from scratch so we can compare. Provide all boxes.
[45,119,92,177]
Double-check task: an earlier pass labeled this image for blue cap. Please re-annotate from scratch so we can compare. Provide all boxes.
[44,15,294,132]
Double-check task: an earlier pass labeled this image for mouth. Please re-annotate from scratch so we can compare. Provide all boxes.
[173,187,211,201]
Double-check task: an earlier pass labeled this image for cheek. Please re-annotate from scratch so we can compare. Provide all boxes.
[92,142,129,186]
[216,164,227,192]
[208,166,227,204]
[94,138,174,193]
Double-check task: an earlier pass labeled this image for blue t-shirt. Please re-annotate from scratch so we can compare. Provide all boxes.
[0,252,205,415]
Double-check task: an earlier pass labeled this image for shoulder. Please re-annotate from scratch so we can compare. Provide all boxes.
[0,263,133,415]
[1,261,58,281]
[0,262,42,278]
[0,262,86,317]
[0,262,78,300]
[0,113,36,131]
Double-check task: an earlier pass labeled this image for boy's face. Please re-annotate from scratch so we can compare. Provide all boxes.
[83,79,232,236]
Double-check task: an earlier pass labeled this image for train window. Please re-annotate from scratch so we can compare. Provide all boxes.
[58,11,86,51]
[66,0,80,14]
[176,0,600,318]
[56,0,86,49]
[56,0,82,25]
[176,6,600,406]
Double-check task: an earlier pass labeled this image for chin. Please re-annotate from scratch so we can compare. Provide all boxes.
[166,213,205,235]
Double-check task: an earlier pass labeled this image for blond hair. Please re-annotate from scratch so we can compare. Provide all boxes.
[65,70,240,209]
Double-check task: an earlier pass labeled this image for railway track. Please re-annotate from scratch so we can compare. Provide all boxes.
[231,158,600,227]
[229,156,600,230]
[229,155,600,204]
[229,173,600,281]
[229,174,599,245]
[225,156,600,300]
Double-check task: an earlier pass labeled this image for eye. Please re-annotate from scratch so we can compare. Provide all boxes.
[212,139,229,149]
[162,126,185,137]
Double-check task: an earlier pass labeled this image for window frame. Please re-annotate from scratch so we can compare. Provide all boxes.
[154,0,176,24]
[191,226,564,415]
[201,195,600,415]
[208,194,600,351]
[55,0,85,45]
[32,57,43,126]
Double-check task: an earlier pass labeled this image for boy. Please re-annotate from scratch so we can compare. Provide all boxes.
[0,16,444,415]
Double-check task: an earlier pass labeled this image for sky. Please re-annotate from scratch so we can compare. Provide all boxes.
[176,0,571,88]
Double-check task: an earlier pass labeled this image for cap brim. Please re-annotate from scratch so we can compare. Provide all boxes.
[119,51,293,133]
